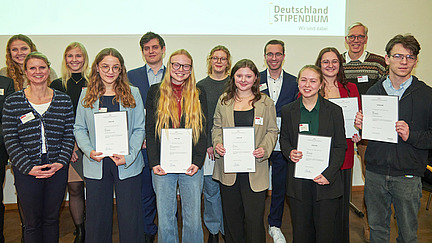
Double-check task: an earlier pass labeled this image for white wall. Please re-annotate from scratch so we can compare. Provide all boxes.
[1,0,431,203]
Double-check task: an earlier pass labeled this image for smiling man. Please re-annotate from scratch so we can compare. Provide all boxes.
[259,39,298,243]
[127,31,166,243]
[355,34,432,243]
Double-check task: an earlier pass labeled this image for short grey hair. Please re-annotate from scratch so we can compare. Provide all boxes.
[346,22,368,36]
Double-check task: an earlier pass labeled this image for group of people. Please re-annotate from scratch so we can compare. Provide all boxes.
[0,21,430,243]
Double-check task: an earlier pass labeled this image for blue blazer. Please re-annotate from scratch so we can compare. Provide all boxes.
[259,69,298,116]
[74,87,145,180]
[127,64,166,106]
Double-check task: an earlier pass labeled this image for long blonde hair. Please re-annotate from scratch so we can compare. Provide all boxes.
[82,48,135,109]
[156,49,204,144]
[5,34,38,90]
[61,42,90,89]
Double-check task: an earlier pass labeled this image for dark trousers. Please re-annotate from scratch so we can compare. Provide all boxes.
[85,158,144,243]
[289,179,340,243]
[220,173,266,243]
[333,168,351,243]
[141,149,157,235]
[0,143,7,243]
[13,165,68,243]
[268,151,288,228]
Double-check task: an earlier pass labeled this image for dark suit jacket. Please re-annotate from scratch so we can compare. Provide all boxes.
[127,64,166,106]
[0,76,15,145]
[259,70,298,116]
[280,95,347,201]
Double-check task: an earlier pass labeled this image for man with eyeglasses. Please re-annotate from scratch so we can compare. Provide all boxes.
[259,39,298,243]
[355,34,432,243]
[342,22,387,242]
[127,31,166,243]
[197,45,231,243]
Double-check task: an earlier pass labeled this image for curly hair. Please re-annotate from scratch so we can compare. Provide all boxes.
[82,48,135,109]
[5,34,38,90]
[156,49,204,145]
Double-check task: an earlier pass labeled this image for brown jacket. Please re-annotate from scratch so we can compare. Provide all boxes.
[212,94,278,192]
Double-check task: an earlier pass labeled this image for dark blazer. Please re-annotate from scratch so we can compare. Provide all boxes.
[145,84,208,168]
[0,76,15,144]
[127,64,166,106]
[260,70,298,116]
[280,95,347,201]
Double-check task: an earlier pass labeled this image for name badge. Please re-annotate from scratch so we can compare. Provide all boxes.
[357,75,369,83]
[259,83,268,91]
[98,107,108,113]
[299,123,309,132]
[255,116,263,125]
[20,112,35,124]
[0,89,4,95]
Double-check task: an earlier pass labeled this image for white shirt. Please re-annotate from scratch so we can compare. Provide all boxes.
[345,51,368,63]
[29,101,51,154]
[266,69,283,103]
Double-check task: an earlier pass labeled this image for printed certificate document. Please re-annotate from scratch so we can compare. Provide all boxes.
[94,111,129,157]
[295,134,331,180]
[223,127,255,173]
[362,95,398,143]
[160,128,192,173]
[329,97,359,138]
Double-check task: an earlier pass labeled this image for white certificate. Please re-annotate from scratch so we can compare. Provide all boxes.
[273,117,282,151]
[223,127,255,173]
[295,134,331,180]
[160,128,192,173]
[94,111,129,157]
[202,153,215,176]
[329,97,359,138]
[362,95,398,143]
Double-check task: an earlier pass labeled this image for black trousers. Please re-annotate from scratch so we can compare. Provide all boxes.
[0,143,7,243]
[333,168,351,243]
[289,179,341,243]
[220,173,266,243]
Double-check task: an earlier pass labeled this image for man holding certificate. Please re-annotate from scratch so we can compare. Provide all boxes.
[145,49,207,243]
[355,35,432,242]
[212,59,278,243]
[74,48,146,242]
[280,65,346,242]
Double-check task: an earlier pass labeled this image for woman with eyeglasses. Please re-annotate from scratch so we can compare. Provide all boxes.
[315,47,361,243]
[74,48,145,242]
[146,49,207,243]
[212,59,278,243]
[2,52,75,242]
[196,45,231,242]
[280,65,347,242]
[50,42,89,243]
[1,34,58,91]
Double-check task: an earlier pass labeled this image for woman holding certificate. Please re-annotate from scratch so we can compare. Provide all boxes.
[50,42,89,243]
[315,47,361,243]
[145,49,207,243]
[74,48,145,242]
[212,59,278,243]
[280,65,346,242]
[2,52,75,242]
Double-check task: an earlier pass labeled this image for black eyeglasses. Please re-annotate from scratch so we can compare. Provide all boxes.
[171,62,192,71]
[210,56,228,63]
[347,35,366,41]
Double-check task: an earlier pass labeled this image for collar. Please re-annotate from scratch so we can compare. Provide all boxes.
[300,95,320,111]
[345,51,368,63]
[146,64,165,75]
[266,69,284,81]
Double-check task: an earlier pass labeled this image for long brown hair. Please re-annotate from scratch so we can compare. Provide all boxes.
[315,47,349,97]
[5,34,38,90]
[156,49,203,145]
[221,59,261,106]
[82,48,135,108]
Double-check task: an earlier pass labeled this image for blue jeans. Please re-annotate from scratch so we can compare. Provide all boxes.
[153,169,204,243]
[203,175,224,235]
[365,170,422,243]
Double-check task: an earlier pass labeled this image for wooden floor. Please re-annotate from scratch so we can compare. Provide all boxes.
[3,189,432,242]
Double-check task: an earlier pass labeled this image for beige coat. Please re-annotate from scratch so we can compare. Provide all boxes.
[212,94,278,192]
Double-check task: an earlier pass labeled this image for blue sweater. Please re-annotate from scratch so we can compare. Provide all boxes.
[2,89,75,174]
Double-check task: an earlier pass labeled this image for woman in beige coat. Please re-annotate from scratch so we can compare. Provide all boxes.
[212,59,278,243]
